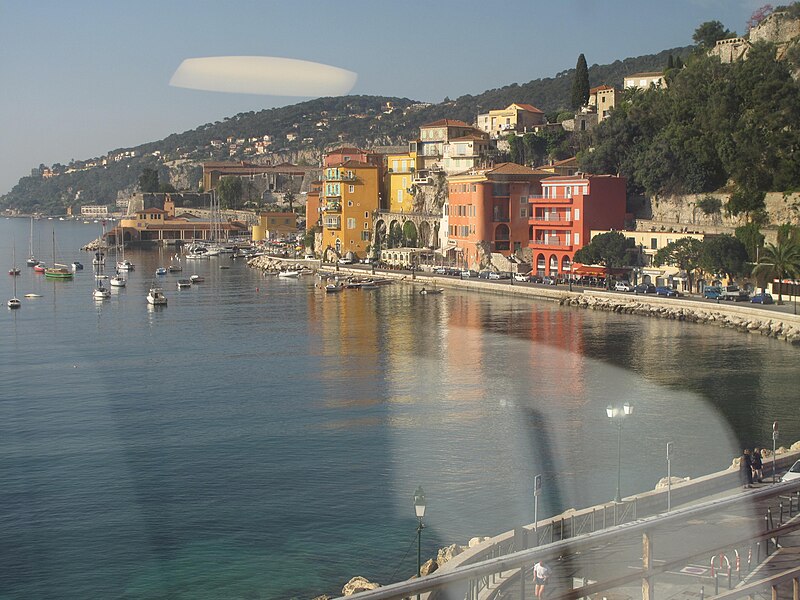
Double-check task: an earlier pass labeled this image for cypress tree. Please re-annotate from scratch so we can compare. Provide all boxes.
[667,55,675,69]
[571,54,590,110]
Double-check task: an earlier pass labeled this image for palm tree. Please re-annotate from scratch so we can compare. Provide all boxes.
[751,239,800,304]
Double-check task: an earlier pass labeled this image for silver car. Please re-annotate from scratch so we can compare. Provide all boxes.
[782,459,800,482]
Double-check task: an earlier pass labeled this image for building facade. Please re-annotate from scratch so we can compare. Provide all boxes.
[623,72,666,90]
[385,150,421,213]
[528,174,626,276]
[320,160,379,260]
[446,163,550,270]
[476,103,546,137]
[254,212,297,241]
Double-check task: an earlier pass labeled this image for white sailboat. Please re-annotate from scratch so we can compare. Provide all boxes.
[116,232,134,271]
[93,274,111,299]
[147,287,167,305]
[26,217,38,266]
[8,242,21,308]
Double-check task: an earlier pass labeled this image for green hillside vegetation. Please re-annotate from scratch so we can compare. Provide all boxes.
[1,47,689,214]
[579,42,800,219]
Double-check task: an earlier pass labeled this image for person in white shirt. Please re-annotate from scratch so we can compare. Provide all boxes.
[533,560,550,599]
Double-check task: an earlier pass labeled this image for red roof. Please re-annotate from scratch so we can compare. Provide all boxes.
[329,159,377,168]
[590,85,614,93]
[513,103,543,114]
[138,207,167,214]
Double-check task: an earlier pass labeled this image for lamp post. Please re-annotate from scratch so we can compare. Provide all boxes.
[414,486,426,587]
[607,402,634,503]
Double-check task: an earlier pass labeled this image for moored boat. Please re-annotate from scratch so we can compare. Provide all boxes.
[147,287,167,305]
[110,273,126,287]
[278,270,300,278]
[93,275,111,299]
[190,275,204,283]
[155,267,167,276]
[33,263,46,273]
[72,261,84,271]
[44,265,73,279]
[116,259,135,271]
[176,279,192,289]
[325,283,342,293]
[9,268,20,276]
[419,287,443,295]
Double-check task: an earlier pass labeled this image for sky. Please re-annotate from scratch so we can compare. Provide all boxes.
[0,0,764,196]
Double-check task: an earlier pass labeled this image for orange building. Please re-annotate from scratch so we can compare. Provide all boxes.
[305,180,323,230]
[447,163,550,269]
[528,174,626,277]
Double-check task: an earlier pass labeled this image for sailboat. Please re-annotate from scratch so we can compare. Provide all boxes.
[92,222,107,266]
[93,274,111,299]
[109,231,126,287]
[8,242,21,308]
[26,217,38,266]
[44,230,73,279]
[116,232,134,271]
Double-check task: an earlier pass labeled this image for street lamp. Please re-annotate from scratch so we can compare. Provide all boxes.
[414,486,426,585]
[607,402,634,503]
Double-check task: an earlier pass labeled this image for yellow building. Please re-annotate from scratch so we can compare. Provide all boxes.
[476,103,546,138]
[320,160,379,260]
[385,151,421,213]
[255,212,297,241]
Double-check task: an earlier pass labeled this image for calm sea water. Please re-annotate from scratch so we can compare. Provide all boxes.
[1,218,798,600]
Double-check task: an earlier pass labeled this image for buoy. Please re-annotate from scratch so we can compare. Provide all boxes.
[256,288,259,292]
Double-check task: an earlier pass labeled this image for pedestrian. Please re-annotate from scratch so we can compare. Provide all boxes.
[752,448,763,483]
[533,559,550,600]
[741,448,753,488]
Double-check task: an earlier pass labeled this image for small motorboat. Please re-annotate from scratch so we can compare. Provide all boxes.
[110,274,126,287]
[278,270,300,278]
[7,297,21,309]
[26,258,39,267]
[147,287,167,305]
[168,265,183,273]
[8,268,20,276]
[189,275,204,283]
[419,288,444,295]
[155,267,167,276]
[117,259,135,271]
[176,279,192,289]
[24,293,42,298]
[33,263,46,273]
[72,261,84,271]
[219,265,230,270]
[325,283,342,293]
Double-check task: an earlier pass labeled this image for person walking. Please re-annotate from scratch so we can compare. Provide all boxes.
[741,448,753,488]
[752,448,764,483]
[533,560,550,600]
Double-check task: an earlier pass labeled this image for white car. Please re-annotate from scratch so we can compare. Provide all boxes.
[782,459,800,482]
[614,281,633,292]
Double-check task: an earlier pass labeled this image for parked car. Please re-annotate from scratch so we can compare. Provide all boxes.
[337,257,354,265]
[656,286,679,297]
[614,281,633,292]
[542,276,557,285]
[513,272,531,282]
[433,266,448,274]
[478,270,491,279]
[750,292,774,304]
[703,286,722,299]
[782,459,800,482]
[461,269,479,278]
[633,284,656,294]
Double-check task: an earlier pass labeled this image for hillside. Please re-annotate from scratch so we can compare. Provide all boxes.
[0,46,690,214]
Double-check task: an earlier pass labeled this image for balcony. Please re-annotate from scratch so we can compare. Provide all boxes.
[327,172,356,182]
[529,194,573,204]
[529,215,572,226]
[531,237,572,250]
[323,203,341,213]
[324,217,341,230]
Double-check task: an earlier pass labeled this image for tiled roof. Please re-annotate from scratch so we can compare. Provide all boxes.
[625,71,664,78]
[420,119,471,128]
[512,103,543,113]
[590,85,614,93]
[139,207,167,214]
[326,146,364,155]
[330,159,377,168]
[449,134,489,142]
[489,162,549,176]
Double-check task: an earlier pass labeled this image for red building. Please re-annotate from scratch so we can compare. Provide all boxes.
[447,163,550,269]
[528,174,626,276]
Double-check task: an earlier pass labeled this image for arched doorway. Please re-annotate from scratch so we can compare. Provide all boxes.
[402,221,418,247]
[561,255,571,273]
[335,238,342,255]
[418,221,431,248]
[388,221,403,248]
[549,254,558,275]
[536,253,546,276]
[495,224,510,252]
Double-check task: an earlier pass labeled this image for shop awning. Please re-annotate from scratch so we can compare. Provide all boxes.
[573,264,630,277]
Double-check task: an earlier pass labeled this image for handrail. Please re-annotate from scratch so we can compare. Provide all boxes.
[709,565,800,600]
[330,482,800,600]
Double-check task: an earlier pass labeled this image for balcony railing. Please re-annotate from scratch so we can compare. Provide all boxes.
[327,172,356,182]
[324,218,341,230]
[530,215,572,226]
[529,197,574,204]
[531,238,572,249]
[323,203,341,213]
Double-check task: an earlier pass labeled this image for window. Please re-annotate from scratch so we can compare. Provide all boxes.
[521,208,528,218]
[364,222,369,229]
[348,201,353,207]
[520,196,527,205]
[651,238,658,250]
[348,185,354,193]
[361,231,371,241]
[392,160,398,171]
[566,186,572,197]
[347,218,356,229]
[574,232,580,245]
[574,208,580,220]
[364,211,369,218]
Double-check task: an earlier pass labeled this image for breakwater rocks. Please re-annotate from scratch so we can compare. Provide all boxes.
[560,294,800,345]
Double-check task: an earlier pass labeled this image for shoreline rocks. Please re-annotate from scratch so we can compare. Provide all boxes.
[559,295,800,345]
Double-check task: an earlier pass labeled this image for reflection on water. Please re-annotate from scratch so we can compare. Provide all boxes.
[0,219,797,599]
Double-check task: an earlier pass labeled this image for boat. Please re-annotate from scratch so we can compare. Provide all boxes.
[219,265,230,270]
[8,243,21,308]
[9,267,20,276]
[176,279,192,289]
[189,275,204,283]
[117,259,135,271]
[278,270,300,278]
[155,267,167,276]
[110,273,126,287]
[24,293,42,298]
[146,287,167,305]
[93,275,111,299]
[168,264,183,273]
[72,261,84,271]
[325,283,342,293]
[33,263,46,273]
[419,287,444,295]
[92,251,105,266]
[26,217,38,266]
[43,230,73,280]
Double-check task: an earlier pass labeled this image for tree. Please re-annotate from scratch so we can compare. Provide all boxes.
[303,227,317,253]
[699,235,748,281]
[727,187,766,220]
[507,134,525,164]
[652,237,703,291]
[751,238,800,303]
[216,176,243,210]
[284,189,296,212]
[692,20,733,49]
[734,222,765,263]
[571,53,590,110]
[746,4,773,31]
[138,168,159,193]
[158,182,177,193]
[573,231,636,287]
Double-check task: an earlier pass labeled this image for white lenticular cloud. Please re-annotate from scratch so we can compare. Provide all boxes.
[169,56,357,96]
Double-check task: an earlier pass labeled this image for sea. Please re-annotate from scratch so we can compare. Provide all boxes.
[1,217,798,600]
